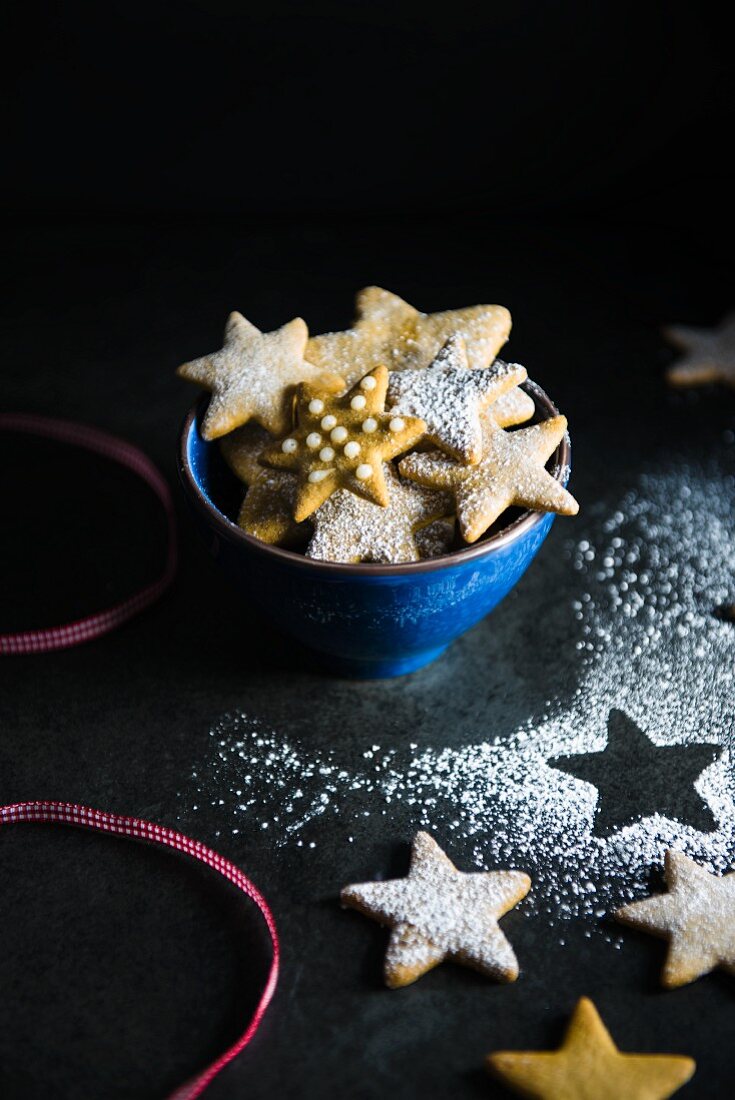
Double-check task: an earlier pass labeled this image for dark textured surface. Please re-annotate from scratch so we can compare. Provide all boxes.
[1,213,733,1099]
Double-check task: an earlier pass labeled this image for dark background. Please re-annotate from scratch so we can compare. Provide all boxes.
[2,2,734,1098]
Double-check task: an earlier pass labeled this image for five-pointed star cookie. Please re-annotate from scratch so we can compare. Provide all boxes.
[238,468,308,547]
[178,311,324,439]
[220,422,274,485]
[306,286,512,387]
[387,334,528,463]
[262,366,425,522]
[664,313,735,389]
[487,996,695,1100]
[306,463,451,563]
[400,411,577,543]
[341,831,530,988]
[615,850,735,988]
[492,384,536,428]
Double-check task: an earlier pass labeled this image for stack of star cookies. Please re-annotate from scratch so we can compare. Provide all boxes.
[177,288,579,564]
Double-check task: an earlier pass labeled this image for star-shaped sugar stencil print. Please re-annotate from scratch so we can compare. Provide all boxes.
[549,709,722,837]
[341,831,530,988]
[664,312,735,389]
[386,333,528,463]
[178,311,324,439]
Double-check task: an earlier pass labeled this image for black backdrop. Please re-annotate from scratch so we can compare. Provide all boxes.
[2,4,735,1100]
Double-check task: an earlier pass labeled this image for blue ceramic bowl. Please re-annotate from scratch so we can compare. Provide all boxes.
[178,382,571,678]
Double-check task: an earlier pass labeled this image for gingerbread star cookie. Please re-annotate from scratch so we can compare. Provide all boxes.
[387,334,527,463]
[492,385,536,428]
[306,286,512,387]
[400,412,578,543]
[178,312,323,439]
[307,464,451,564]
[220,422,273,485]
[615,849,735,988]
[262,366,425,522]
[487,997,695,1100]
[238,468,308,547]
[341,831,530,988]
[665,313,735,389]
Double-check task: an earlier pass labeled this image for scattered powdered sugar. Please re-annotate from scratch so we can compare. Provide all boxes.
[179,444,735,937]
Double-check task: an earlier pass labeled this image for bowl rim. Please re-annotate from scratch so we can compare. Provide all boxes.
[177,379,571,576]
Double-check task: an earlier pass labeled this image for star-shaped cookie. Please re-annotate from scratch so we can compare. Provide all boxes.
[664,313,735,389]
[306,286,512,387]
[262,366,425,522]
[306,464,451,563]
[487,996,695,1100]
[238,468,308,547]
[341,831,530,988]
[615,850,735,988]
[178,312,323,439]
[387,334,527,463]
[220,422,273,485]
[400,412,578,543]
[492,385,536,428]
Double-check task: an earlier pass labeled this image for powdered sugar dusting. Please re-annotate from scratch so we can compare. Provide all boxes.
[179,444,735,938]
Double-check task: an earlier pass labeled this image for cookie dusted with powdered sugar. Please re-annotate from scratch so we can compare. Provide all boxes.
[178,311,328,439]
[220,422,274,485]
[307,286,512,388]
[387,334,527,463]
[400,410,578,544]
[306,464,451,564]
[341,831,530,988]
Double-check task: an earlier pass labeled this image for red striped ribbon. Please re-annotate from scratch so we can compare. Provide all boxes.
[0,801,280,1098]
[0,413,178,654]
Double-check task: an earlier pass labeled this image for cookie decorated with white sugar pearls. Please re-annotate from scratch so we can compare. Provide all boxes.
[307,464,451,564]
[400,410,578,544]
[307,286,512,388]
[178,311,329,439]
[387,334,527,463]
[262,366,425,522]
[341,831,531,988]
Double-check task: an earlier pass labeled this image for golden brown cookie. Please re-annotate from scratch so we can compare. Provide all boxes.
[387,334,527,463]
[615,849,735,989]
[220,422,274,485]
[492,384,536,427]
[664,313,735,389]
[400,411,578,543]
[341,831,530,988]
[178,311,323,439]
[262,366,425,522]
[307,286,512,387]
[238,468,309,547]
[306,464,451,564]
[487,996,695,1100]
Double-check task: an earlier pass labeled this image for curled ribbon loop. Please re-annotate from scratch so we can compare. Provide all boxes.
[0,414,178,654]
[0,801,280,1098]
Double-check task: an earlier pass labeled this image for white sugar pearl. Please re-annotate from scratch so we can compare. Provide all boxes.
[361,418,378,433]
[306,432,322,449]
[343,441,360,459]
[355,463,373,481]
[308,469,332,483]
[281,438,298,454]
[389,417,406,432]
[330,426,348,443]
[360,375,377,391]
[319,446,335,461]
[321,414,337,430]
[308,399,324,415]
[350,394,367,411]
